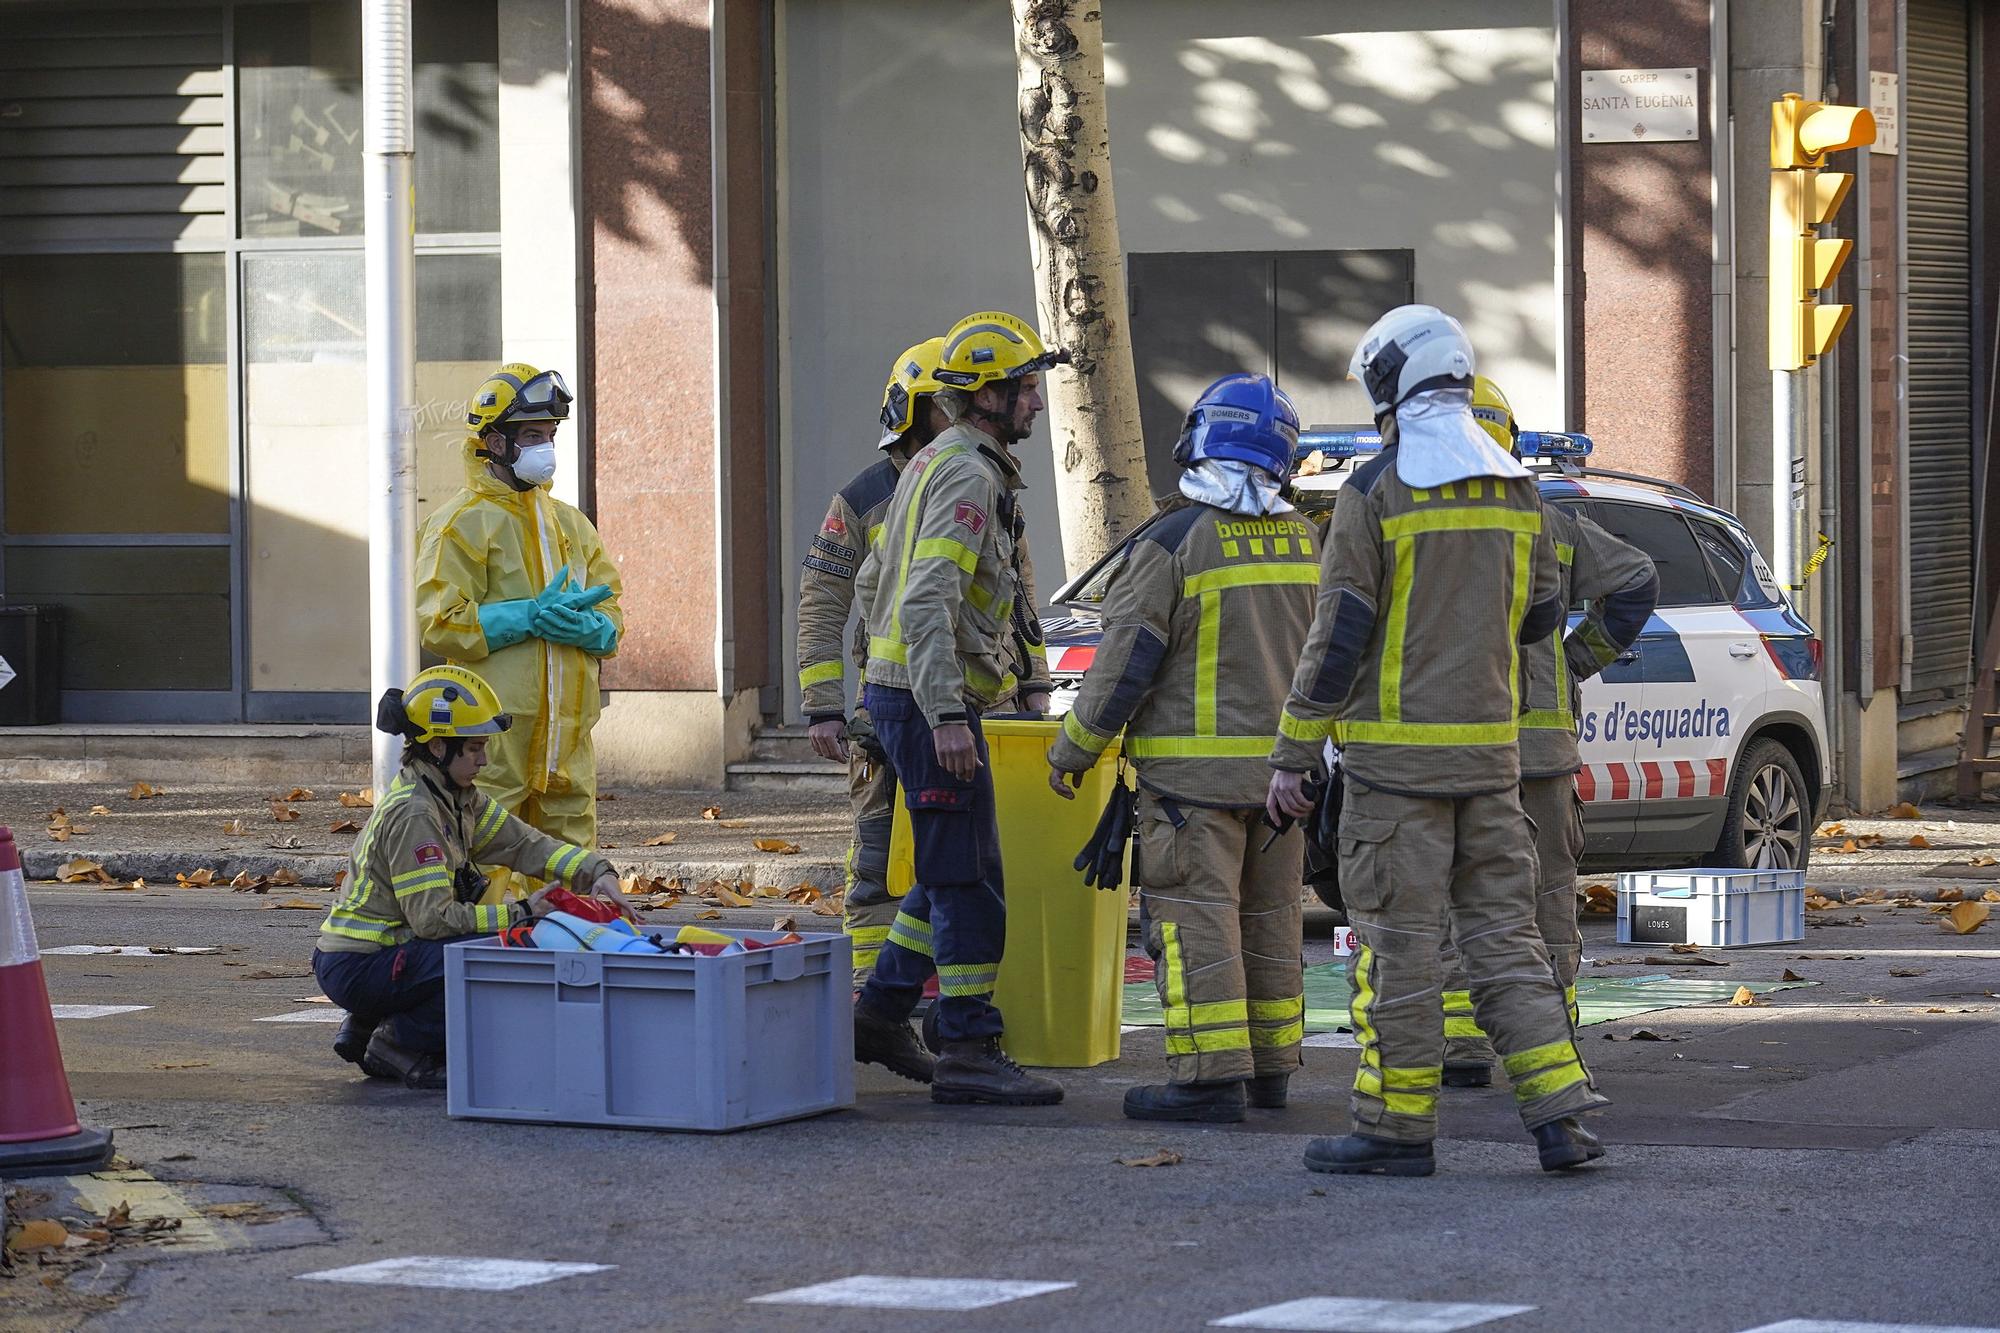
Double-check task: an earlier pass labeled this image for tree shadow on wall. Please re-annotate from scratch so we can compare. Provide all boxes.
[576,2,713,264]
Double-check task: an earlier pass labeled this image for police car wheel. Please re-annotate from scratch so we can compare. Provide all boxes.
[1713,737,1810,873]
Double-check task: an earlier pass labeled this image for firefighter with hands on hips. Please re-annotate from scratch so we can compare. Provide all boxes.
[1267,305,1610,1176]
[1046,373,1319,1124]
[846,310,1068,1106]
[797,338,1056,989]
[416,365,624,904]
[313,667,626,1090]
[1436,377,1658,1088]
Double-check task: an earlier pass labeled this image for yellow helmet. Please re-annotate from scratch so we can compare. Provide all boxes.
[387,666,512,744]
[465,363,573,436]
[932,311,1069,392]
[1470,375,1517,452]
[878,337,947,449]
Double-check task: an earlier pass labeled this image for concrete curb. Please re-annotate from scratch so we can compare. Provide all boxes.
[23,848,847,892]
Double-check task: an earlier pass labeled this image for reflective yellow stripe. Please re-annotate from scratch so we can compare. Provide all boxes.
[1441,988,1475,1014]
[1165,1027,1252,1055]
[1520,709,1575,731]
[1507,530,1532,715]
[1278,709,1332,742]
[1181,562,1321,597]
[799,660,845,689]
[1349,943,1378,1049]
[1164,998,1249,1027]
[473,903,505,932]
[393,873,453,899]
[1379,506,1543,540]
[1336,719,1518,746]
[845,925,892,944]
[1383,1065,1442,1089]
[884,443,967,647]
[967,582,996,616]
[1195,590,1220,736]
[470,798,508,854]
[1555,541,1575,563]
[870,636,908,665]
[545,844,584,881]
[964,665,1016,698]
[1161,922,1187,1010]
[938,963,999,995]
[913,536,979,574]
[1251,1018,1304,1046]
[1063,710,1112,756]
[1380,535,1413,721]
[1124,735,1273,758]
[1512,1061,1589,1101]
[392,865,452,888]
[1248,996,1303,1020]
[1503,1037,1582,1076]
[1444,1017,1487,1038]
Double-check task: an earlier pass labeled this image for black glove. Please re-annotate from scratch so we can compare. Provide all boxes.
[1074,782,1137,891]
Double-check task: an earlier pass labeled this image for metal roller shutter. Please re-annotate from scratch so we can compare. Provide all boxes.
[0,7,229,247]
[1904,0,1976,699]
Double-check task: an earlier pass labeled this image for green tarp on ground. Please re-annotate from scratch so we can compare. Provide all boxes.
[1121,964,1815,1032]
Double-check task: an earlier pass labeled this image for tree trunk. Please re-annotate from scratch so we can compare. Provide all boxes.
[1012,0,1153,576]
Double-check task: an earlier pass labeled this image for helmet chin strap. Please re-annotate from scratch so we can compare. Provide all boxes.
[474,429,537,492]
[968,380,1026,441]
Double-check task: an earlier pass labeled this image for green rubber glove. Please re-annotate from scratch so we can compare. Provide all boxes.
[478,599,541,652]
[533,603,620,655]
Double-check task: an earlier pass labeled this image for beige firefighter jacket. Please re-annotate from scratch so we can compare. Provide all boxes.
[796,456,905,722]
[857,423,1047,725]
[1519,507,1659,777]
[1050,499,1321,807]
[317,760,615,954]
[1271,447,1565,796]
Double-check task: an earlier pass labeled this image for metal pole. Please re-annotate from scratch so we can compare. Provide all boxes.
[364,0,418,793]
[1773,368,1797,595]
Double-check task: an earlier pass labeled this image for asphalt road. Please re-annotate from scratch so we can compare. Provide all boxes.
[9,888,2000,1333]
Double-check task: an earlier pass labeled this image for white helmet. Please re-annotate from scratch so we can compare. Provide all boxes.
[1348,304,1477,418]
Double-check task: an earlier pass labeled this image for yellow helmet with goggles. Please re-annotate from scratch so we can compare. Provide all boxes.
[932,311,1069,393]
[466,363,573,437]
[878,337,947,449]
[1470,375,1517,452]
[376,666,512,745]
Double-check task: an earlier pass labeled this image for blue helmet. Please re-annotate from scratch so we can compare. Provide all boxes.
[1172,373,1301,478]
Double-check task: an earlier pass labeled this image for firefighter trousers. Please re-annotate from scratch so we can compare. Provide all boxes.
[312,934,483,1056]
[1337,778,1606,1142]
[841,707,901,988]
[854,686,1007,1043]
[1137,793,1305,1083]
[1441,774,1585,1064]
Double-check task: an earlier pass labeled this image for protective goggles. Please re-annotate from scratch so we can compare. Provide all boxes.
[497,369,573,427]
[880,381,916,436]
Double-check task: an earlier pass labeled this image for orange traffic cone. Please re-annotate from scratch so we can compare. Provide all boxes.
[0,826,113,1177]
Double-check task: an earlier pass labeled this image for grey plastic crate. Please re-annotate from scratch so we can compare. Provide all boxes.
[1616,868,1806,947]
[445,929,854,1132]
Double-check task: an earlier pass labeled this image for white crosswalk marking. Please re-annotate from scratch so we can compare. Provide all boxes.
[1736,1312,2000,1320]
[1302,1031,1360,1049]
[255,1010,348,1024]
[296,1257,611,1291]
[1738,1322,2000,1333]
[1212,1297,1535,1332]
[748,1276,1075,1311]
[50,1005,150,1019]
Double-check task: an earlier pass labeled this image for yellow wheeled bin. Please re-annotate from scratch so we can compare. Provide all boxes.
[887,717,1130,1068]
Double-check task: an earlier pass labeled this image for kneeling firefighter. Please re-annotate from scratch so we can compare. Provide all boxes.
[1436,377,1657,1087]
[1267,305,1610,1176]
[312,667,623,1089]
[1047,372,1319,1123]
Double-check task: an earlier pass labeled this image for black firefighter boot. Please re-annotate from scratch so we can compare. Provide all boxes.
[1302,1133,1437,1177]
[361,1027,448,1091]
[334,1013,379,1070]
[854,1002,935,1084]
[931,1038,1064,1106]
[1532,1117,1607,1172]
[1247,1072,1291,1109]
[1123,1079,1246,1124]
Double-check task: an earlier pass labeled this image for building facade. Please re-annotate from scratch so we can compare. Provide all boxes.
[1,0,1992,804]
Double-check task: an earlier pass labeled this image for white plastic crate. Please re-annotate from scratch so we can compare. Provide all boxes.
[1616,868,1806,948]
[444,928,854,1132]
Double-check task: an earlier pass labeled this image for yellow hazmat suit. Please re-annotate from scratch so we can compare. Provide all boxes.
[415,433,623,901]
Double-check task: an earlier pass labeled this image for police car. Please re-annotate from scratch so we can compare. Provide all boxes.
[1045,430,1830,888]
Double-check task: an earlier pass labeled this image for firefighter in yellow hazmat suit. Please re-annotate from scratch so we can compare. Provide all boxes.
[416,365,624,903]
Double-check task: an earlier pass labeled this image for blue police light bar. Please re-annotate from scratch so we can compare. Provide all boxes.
[1294,428,1382,461]
[1516,430,1595,458]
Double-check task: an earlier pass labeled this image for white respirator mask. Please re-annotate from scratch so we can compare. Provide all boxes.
[510,443,558,486]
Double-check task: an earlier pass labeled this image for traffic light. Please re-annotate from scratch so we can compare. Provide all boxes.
[1768,93,1876,371]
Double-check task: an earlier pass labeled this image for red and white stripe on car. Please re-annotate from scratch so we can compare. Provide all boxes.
[1575,758,1729,803]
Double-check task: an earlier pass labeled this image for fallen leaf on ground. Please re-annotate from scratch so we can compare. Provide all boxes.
[1669,943,1702,954]
[1889,801,1922,819]
[101,879,143,892]
[1891,897,1923,908]
[57,857,113,885]
[89,805,112,816]
[754,838,802,854]
[269,801,300,822]
[1795,954,1862,961]
[1971,855,2000,868]
[1936,888,1965,902]
[331,819,362,834]
[754,884,786,897]
[221,820,247,836]
[337,791,374,809]
[717,818,753,829]
[810,899,842,916]
[265,898,322,911]
[1836,839,1860,854]
[176,868,218,888]
[269,868,301,887]
[1985,890,2000,903]
[598,792,618,801]
[786,884,823,903]
[1818,821,1847,837]
[127,782,162,800]
[229,872,267,892]
[1644,954,1727,967]
[1780,969,1806,982]
[1888,967,1928,977]
[1851,889,1887,905]
[711,884,755,908]
[1943,902,1990,935]
[643,832,678,846]
[150,1061,209,1071]
[1116,1150,1184,1168]
[6,1219,69,1252]
[268,836,301,850]
[103,1202,131,1229]
[239,967,312,980]
[1926,1007,1949,1013]
[1602,1028,1680,1042]
[1582,883,1616,915]
[1805,893,1838,910]
[771,915,798,932]
[282,787,314,802]
[1729,986,1759,1006]
[331,870,348,893]
[700,805,723,820]
[1910,834,1932,849]
[694,908,721,921]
